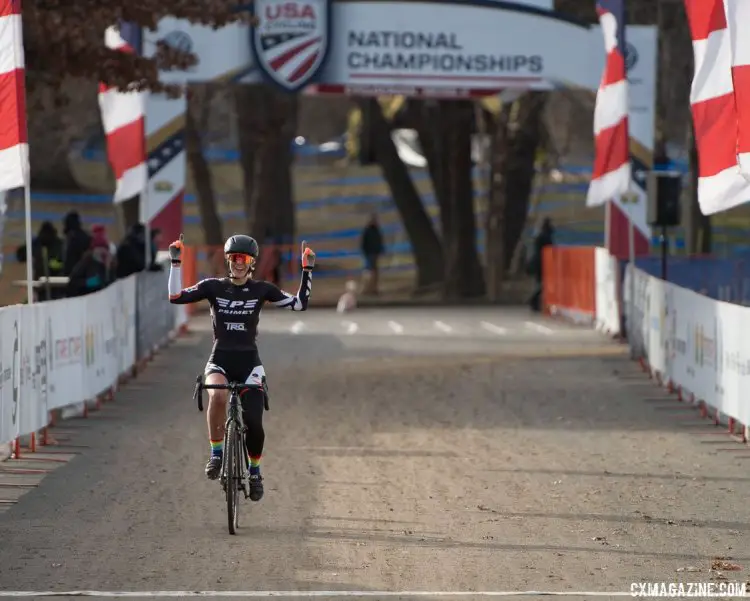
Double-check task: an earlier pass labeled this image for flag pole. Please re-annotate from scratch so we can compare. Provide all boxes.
[140,191,151,270]
[0,189,6,277]
[624,186,636,358]
[23,180,33,305]
[604,200,611,250]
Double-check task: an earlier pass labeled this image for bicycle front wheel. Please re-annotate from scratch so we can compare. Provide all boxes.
[225,420,240,535]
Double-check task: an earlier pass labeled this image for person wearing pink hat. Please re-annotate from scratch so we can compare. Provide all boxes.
[66,224,114,297]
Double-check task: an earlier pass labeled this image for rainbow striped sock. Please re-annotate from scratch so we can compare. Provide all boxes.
[249,455,261,476]
[210,439,223,457]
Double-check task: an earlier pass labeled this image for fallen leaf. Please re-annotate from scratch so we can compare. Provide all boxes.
[711,560,742,571]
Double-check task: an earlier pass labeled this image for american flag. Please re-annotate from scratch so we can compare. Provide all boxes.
[0,0,29,191]
[685,0,750,215]
[586,0,631,208]
[97,23,148,203]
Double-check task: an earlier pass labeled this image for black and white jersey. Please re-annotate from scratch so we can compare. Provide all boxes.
[168,265,311,351]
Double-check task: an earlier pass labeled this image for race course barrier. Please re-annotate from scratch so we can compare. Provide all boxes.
[0,263,188,458]
[543,244,750,443]
[623,263,750,441]
[542,245,621,336]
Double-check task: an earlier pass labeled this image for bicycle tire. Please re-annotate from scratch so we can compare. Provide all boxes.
[225,420,239,535]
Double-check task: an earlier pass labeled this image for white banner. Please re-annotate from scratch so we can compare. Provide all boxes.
[0,306,20,446]
[115,275,138,377]
[0,274,166,447]
[594,247,621,336]
[627,266,750,430]
[47,297,84,410]
[17,303,47,437]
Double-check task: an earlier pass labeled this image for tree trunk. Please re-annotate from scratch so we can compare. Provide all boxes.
[240,84,298,244]
[185,85,223,246]
[360,97,444,289]
[275,92,298,245]
[413,101,451,240]
[502,93,546,271]
[485,104,512,301]
[442,100,485,299]
[484,93,546,301]
[235,84,297,244]
[27,81,90,191]
[234,84,257,236]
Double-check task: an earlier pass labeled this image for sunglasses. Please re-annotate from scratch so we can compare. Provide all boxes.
[227,253,254,266]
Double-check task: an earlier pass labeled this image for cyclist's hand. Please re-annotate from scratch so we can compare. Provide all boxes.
[169,233,184,264]
[301,240,315,271]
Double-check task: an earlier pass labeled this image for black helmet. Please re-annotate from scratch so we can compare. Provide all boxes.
[224,234,259,257]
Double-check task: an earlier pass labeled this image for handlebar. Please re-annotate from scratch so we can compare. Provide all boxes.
[201,383,259,391]
[192,375,269,412]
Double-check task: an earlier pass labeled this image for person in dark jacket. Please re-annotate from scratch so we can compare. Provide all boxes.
[116,223,163,278]
[360,214,385,294]
[15,221,66,300]
[62,211,92,277]
[528,217,555,312]
[66,234,114,297]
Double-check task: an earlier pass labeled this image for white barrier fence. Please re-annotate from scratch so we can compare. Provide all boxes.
[623,262,750,437]
[0,273,186,451]
[594,247,621,337]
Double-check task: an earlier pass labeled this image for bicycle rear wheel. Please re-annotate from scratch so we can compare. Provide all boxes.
[225,420,240,535]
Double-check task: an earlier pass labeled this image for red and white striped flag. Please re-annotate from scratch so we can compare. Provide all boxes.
[0,0,29,191]
[97,25,147,203]
[685,0,750,215]
[586,0,631,207]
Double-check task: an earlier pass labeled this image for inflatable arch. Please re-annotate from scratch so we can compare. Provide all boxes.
[141,0,656,253]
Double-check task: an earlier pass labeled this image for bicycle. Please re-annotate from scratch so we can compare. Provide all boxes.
[192,374,270,535]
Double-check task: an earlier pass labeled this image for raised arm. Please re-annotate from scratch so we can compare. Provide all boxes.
[264,240,315,311]
[167,234,210,304]
[168,265,211,304]
[264,269,312,311]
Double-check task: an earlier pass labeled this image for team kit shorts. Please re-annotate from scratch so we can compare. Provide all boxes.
[205,349,266,389]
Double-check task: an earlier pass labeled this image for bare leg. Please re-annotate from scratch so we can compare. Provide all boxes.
[204,371,228,479]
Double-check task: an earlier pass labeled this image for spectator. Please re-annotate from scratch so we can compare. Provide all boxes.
[359,213,385,294]
[116,223,162,277]
[66,234,113,297]
[528,217,555,312]
[62,211,92,276]
[15,220,65,300]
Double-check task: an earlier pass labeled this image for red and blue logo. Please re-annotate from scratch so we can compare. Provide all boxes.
[250,0,332,92]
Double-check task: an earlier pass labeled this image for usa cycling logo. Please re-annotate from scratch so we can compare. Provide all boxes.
[250,0,332,92]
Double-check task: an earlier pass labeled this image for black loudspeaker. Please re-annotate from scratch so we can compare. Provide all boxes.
[646,170,682,227]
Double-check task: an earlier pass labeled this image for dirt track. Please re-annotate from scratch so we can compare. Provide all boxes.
[1,310,749,599]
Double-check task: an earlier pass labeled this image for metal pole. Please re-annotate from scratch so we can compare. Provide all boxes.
[604,200,611,250]
[23,183,33,304]
[625,189,637,359]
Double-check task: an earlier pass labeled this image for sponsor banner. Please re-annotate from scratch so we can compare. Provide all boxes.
[136,269,176,362]
[627,266,750,430]
[0,306,20,446]
[47,297,84,410]
[0,274,155,447]
[17,303,47,437]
